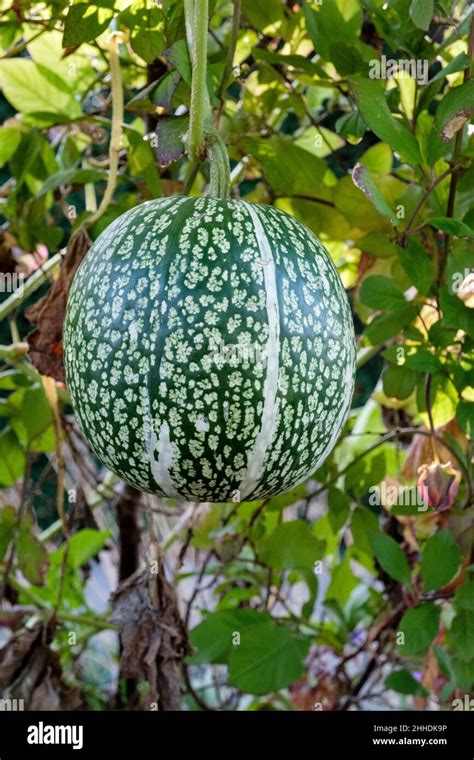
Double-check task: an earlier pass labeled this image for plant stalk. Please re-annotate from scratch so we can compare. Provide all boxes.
[187,0,209,162]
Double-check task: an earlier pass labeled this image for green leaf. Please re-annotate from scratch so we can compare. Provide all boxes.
[428,80,474,162]
[359,275,406,311]
[155,115,188,167]
[328,487,351,532]
[383,346,441,373]
[130,28,164,64]
[421,531,461,592]
[451,610,474,659]
[336,110,366,143]
[456,401,474,438]
[365,304,417,344]
[242,0,284,30]
[325,555,358,606]
[17,517,48,585]
[440,285,474,338]
[0,429,25,487]
[0,60,81,122]
[428,217,474,239]
[0,126,21,166]
[242,136,326,197]
[267,484,307,512]
[352,163,397,223]
[409,0,433,31]
[385,669,429,696]
[351,75,421,165]
[295,126,345,159]
[417,373,458,429]
[68,529,111,568]
[428,53,471,85]
[189,609,271,664]
[351,507,380,556]
[258,520,324,570]
[0,505,16,561]
[370,532,412,587]
[63,4,114,47]
[360,143,393,174]
[303,0,362,63]
[455,581,474,611]
[397,239,435,296]
[164,39,192,85]
[383,364,418,400]
[398,603,441,656]
[228,621,310,695]
[39,168,107,197]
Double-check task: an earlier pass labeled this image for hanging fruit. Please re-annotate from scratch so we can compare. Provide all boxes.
[64,196,355,501]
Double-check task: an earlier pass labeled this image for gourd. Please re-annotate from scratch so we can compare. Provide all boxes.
[63,196,355,502]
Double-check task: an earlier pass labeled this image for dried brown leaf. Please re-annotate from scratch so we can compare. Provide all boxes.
[111,562,190,710]
[26,228,91,382]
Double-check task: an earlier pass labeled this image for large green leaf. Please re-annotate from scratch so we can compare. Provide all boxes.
[189,609,271,664]
[359,275,406,311]
[370,532,412,587]
[397,239,435,296]
[258,520,324,570]
[421,531,461,592]
[228,620,310,695]
[242,136,327,197]
[63,4,114,47]
[398,603,441,656]
[455,581,474,611]
[450,610,474,659]
[351,75,421,165]
[0,60,82,121]
[428,80,474,163]
[409,0,433,31]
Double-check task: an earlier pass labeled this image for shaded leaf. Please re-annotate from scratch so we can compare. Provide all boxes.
[370,531,412,587]
[421,530,460,591]
[228,621,310,695]
[385,669,429,696]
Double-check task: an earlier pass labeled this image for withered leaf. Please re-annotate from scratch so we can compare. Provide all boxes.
[0,622,82,709]
[111,563,190,710]
[26,228,91,383]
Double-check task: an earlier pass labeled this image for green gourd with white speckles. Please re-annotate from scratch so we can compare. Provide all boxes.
[63,197,356,502]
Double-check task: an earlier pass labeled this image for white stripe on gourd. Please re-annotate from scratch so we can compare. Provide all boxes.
[238,203,280,500]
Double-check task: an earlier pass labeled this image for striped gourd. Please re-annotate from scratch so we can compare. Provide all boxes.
[64,197,355,502]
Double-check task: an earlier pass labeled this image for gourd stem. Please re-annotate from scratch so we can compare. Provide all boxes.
[208,136,230,198]
[187,0,209,162]
[87,32,125,228]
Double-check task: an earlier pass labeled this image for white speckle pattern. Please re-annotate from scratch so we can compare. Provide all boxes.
[64,197,356,502]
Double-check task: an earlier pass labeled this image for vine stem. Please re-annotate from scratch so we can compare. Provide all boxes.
[86,32,125,228]
[440,10,474,272]
[217,0,241,104]
[187,0,209,162]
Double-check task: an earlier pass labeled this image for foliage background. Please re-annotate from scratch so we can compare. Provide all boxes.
[0,0,473,711]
